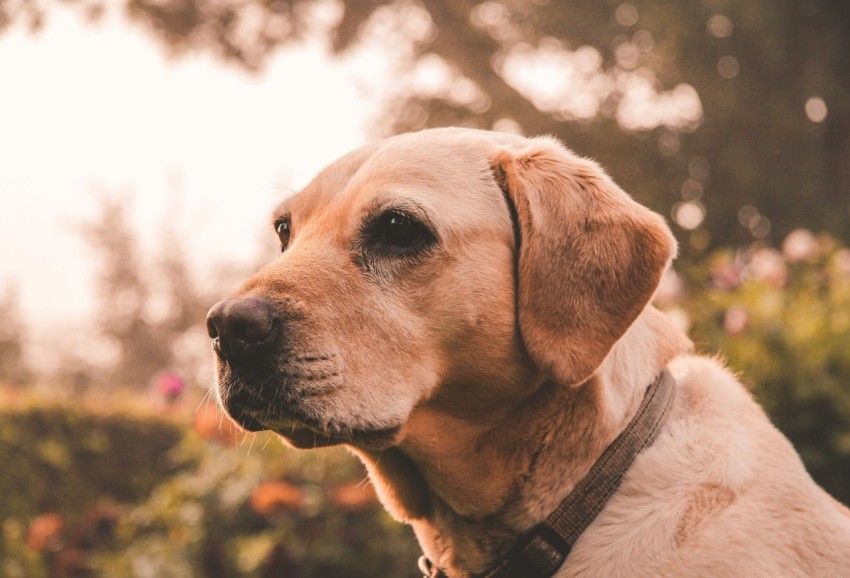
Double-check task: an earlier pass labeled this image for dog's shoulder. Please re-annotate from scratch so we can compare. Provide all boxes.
[665,354,849,528]
[561,354,850,577]
[666,353,782,470]
[660,354,821,512]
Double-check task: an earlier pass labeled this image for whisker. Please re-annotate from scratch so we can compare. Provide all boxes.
[261,434,273,452]
[246,432,258,455]
[195,388,213,414]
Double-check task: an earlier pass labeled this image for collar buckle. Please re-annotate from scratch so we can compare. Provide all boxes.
[500,523,572,578]
[419,555,444,578]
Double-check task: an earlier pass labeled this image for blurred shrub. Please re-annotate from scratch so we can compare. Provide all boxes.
[0,400,419,578]
[91,432,420,578]
[0,406,185,523]
[667,232,850,503]
[0,403,187,577]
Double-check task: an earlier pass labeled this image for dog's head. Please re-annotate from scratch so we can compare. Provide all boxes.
[207,128,675,450]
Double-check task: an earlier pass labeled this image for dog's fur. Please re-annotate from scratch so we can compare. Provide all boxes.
[211,128,850,576]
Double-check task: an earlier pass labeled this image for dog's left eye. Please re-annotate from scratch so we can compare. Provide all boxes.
[372,211,433,253]
[275,219,291,252]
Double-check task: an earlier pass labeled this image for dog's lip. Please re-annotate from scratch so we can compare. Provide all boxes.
[231,413,333,447]
[221,387,402,448]
[273,426,344,449]
[233,412,267,432]
[228,411,303,434]
[254,415,401,449]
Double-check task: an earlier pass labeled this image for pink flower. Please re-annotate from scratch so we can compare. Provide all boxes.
[710,262,742,290]
[155,373,185,400]
[749,248,787,286]
[782,229,819,263]
[723,306,749,336]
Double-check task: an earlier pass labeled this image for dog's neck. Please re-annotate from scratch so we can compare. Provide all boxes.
[355,307,691,576]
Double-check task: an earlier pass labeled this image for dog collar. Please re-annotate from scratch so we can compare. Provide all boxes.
[419,369,677,578]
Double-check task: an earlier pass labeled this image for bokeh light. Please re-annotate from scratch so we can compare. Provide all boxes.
[805,97,828,123]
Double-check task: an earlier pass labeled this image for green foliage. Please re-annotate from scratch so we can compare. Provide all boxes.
[0,405,186,524]
[0,403,187,577]
[92,435,420,578]
[0,401,420,578]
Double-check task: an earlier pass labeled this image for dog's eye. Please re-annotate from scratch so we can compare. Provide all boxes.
[372,211,432,252]
[275,219,291,252]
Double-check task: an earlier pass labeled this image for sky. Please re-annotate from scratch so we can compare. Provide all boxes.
[0,6,372,336]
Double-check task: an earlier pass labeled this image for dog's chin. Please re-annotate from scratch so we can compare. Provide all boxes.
[267,420,402,451]
[216,374,403,450]
[224,406,403,450]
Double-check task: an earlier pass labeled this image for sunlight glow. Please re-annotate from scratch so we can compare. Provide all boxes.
[707,15,734,38]
[501,43,608,121]
[805,97,828,123]
[501,40,702,132]
[717,55,740,79]
[615,4,639,27]
[673,201,706,230]
[0,7,369,329]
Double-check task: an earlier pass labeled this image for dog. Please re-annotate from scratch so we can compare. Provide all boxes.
[207,128,850,577]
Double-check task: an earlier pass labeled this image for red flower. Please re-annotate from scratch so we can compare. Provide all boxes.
[27,512,64,552]
[192,404,251,447]
[250,481,306,517]
[329,482,377,513]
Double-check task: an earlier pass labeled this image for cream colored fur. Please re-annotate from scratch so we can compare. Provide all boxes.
[218,127,850,577]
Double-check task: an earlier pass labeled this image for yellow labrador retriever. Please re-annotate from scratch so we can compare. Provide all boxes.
[207,128,850,577]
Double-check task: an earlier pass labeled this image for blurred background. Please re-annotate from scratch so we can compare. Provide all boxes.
[1,0,848,576]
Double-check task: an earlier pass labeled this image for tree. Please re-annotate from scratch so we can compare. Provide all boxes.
[0,287,31,385]
[80,194,213,387]
[4,0,847,252]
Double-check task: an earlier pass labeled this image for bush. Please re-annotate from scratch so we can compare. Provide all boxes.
[91,432,421,578]
[0,402,187,577]
[0,406,186,523]
[0,400,420,578]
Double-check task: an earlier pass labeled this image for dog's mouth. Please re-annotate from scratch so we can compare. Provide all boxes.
[220,381,402,450]
[231,411,401,450]
[267,418,401,449]
[213,339,404,450]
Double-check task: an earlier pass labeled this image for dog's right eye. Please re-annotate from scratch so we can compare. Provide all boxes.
[275,219,291,252]
[370,210,434,254]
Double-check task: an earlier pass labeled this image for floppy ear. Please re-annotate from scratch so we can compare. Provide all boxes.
[491,136,676,387]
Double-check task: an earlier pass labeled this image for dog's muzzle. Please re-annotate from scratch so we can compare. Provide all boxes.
[206,296,401,448]
[206,296,280,431]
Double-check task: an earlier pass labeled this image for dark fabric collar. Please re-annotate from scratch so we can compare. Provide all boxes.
[419,369,677,578]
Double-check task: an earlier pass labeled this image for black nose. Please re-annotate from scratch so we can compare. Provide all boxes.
[207,297,276,359]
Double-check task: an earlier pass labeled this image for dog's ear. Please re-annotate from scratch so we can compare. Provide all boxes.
[491,136,676,387]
